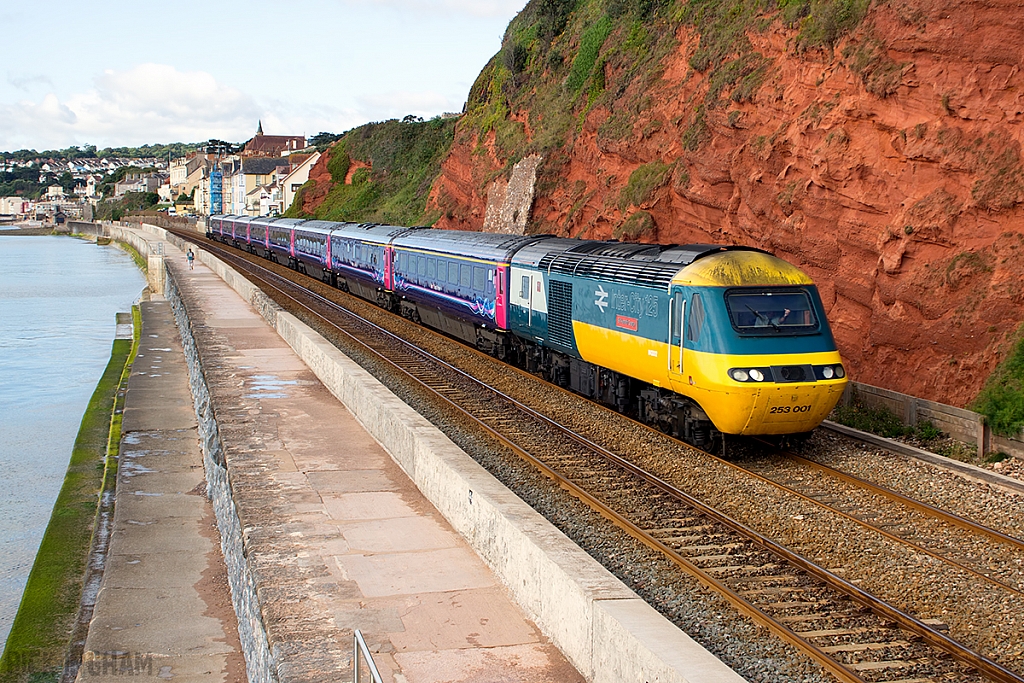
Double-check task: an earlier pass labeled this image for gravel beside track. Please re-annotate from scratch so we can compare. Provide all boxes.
[187,236,1024,681]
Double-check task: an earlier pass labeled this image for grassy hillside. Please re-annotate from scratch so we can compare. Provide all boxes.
[285,117,456,226]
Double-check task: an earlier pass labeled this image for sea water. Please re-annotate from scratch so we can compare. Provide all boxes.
[0,235,145,652]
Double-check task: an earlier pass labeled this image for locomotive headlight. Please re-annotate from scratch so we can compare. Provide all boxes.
[730,369,750,382]
[749,369,765,382]
[822,366,834,379]
[834,365,846,379]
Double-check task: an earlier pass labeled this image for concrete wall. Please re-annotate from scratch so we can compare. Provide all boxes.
[841,381,1024,460]
[166,275,278,683]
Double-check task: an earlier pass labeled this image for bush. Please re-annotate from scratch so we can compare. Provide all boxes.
[288,117,457,226]
[327,147,351,184]
[614,210,656,240]
[620,161,672,209]
[831,402,911,439]
[972,324,1024,437]
[796,0,871,50]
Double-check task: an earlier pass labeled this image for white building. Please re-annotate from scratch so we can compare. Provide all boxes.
[281,151,320,213]
[0,197,32,215]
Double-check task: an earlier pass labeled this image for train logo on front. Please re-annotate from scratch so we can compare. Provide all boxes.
[595,285,609,313]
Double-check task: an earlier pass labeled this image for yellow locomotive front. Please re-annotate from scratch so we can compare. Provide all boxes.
[664,251,847,436]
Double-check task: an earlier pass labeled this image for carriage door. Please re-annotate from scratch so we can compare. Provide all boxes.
[668,288,685,379]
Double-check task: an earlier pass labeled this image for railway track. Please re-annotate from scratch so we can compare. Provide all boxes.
[173,230,1024,683]
[737,446,1024,596]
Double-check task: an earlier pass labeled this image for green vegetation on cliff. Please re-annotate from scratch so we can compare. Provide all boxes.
[285,117,456,226]
[454,0,871,233]
[972,325,1024,437]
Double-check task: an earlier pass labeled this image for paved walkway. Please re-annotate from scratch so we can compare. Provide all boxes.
[77,300,245,682]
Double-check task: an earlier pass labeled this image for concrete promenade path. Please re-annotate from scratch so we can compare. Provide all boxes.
[76,298,245,683]
[77,229,584,683]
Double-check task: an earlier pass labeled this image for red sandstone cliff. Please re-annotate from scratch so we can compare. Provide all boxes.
[426,0,1024,407]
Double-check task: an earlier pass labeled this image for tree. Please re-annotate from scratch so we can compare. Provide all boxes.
[310,132,342,151]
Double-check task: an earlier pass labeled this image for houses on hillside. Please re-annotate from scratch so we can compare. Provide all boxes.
[0,154,165,221]
[183,122,318,217]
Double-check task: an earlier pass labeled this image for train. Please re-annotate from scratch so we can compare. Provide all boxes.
[208,214,848,449]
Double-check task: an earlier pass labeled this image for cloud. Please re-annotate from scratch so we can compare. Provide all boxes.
[7,73,54,91]
[0,63,467,151]
[0,63,262,149]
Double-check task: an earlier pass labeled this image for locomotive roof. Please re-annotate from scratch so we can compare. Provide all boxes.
[674,250,814,287]
[535,241,767,290]
[393,228,539,261]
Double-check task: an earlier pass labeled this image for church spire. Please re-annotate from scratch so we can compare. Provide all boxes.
[256,119,264,136]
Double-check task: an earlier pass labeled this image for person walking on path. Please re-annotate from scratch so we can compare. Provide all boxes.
[187,248,195,270]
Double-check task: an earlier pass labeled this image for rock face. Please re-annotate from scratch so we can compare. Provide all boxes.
[427,0,1024,407]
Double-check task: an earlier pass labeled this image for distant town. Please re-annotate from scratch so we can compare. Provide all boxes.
[0,122,323,223]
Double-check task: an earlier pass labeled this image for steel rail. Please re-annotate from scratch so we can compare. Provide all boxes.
[782,448,1024,550]
[175,231,1024,683]
[703,442,1024,597]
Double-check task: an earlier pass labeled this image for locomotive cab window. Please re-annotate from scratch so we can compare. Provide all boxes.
[725,289,818,334]
[686,293,705,343]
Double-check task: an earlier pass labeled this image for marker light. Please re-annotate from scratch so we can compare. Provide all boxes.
[749,369,765,382]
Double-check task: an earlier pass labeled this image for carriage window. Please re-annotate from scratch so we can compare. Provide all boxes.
[725,289,818,333]
[399,252,409,271]
[686,293,705,343]
[427,258,436,279]
[448,262,459,285]
[521,275,530,299]
[418,256,427,276]
[474,267,486,292]
[461,264,472,289]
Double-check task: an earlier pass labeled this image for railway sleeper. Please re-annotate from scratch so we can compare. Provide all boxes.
[819,641,912,654]
[724,573,801,585]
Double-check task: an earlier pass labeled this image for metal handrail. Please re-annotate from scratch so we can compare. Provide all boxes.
[352,630,383,683]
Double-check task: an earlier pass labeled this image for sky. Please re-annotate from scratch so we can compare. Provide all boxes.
[0,0,529,152]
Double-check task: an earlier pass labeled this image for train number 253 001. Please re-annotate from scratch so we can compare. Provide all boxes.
[769,405,812,414]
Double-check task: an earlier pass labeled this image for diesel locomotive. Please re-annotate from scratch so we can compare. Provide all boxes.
[208,215,848,448]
